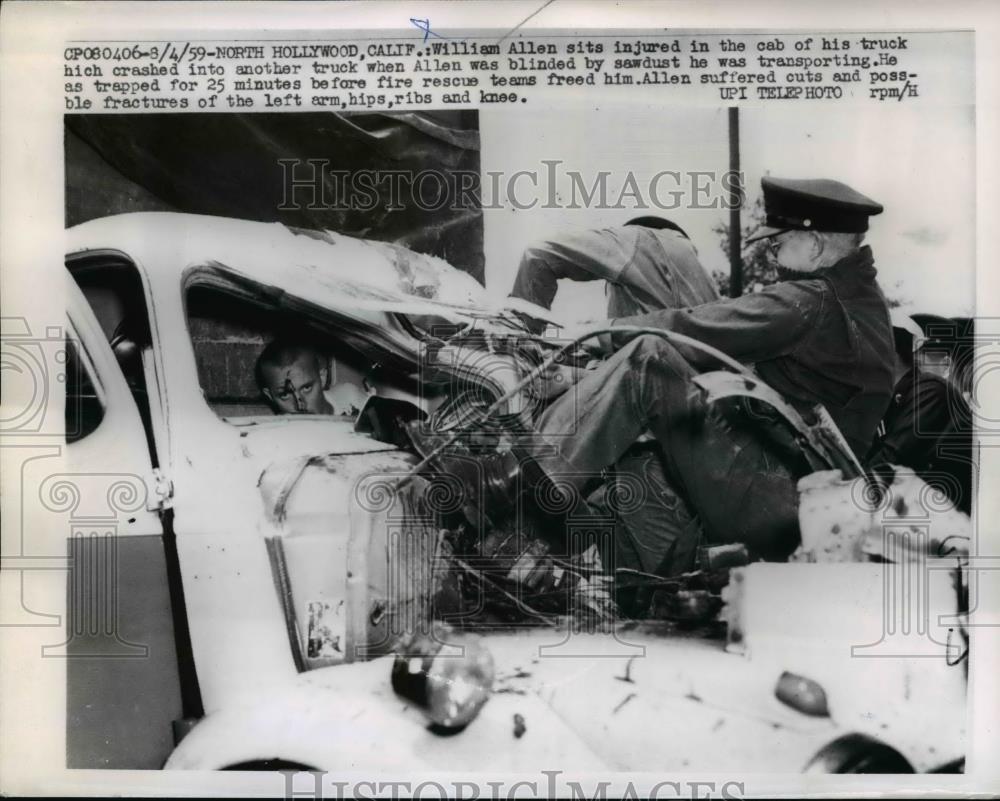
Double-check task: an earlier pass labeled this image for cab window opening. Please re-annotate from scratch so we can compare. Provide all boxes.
[68,256,159,464]
[183,279,440,423]
[64,334,104,443]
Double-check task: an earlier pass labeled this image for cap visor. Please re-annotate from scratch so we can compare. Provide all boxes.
[745,225,787,244]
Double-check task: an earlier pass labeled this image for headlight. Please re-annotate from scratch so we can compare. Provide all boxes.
[391,622,495,730]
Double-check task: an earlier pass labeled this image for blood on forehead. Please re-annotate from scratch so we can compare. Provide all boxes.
[261,354,320,392]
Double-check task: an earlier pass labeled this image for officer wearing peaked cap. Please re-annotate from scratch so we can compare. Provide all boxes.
[415,176,897,589]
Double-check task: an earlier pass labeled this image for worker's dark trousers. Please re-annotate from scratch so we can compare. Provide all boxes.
[522,334,802,574]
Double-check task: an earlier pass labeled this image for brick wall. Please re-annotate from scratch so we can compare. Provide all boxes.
[188,316,267,402]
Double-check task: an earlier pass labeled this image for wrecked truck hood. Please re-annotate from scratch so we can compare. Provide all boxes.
[165,621,963,774]
[161,628,831,773]
[164,641,611,773]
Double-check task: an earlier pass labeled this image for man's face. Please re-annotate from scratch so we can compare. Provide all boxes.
[770,230,820,273]
[261,353,331,415]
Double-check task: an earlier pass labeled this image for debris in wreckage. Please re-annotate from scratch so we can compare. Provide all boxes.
[649,589,723,623]
[441,539,619,628]
[436,514,737,628]
[440,522,728,628]
[398,338,764,629]
[403,384,745,628]
[697,543,750,571]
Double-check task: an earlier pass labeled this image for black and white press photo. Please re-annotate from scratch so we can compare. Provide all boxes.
[1,7,996,799]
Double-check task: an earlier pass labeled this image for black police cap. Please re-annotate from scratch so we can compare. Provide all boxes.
[747,177,884,242]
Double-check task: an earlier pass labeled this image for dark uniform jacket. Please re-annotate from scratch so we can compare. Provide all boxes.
[866,368,973,514]
[606,246,896,458]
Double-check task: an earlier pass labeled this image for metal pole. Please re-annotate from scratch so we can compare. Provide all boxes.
[728,106,743,298]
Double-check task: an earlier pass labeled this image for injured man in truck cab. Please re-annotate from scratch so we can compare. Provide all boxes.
[256,339,370,417]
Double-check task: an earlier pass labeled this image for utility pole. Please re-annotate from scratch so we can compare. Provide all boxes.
[728,106,743,298]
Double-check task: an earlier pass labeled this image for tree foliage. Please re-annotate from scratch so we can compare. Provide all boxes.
[712,194,776,297]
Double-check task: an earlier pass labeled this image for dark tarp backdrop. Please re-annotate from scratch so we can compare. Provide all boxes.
[65,111,484,283]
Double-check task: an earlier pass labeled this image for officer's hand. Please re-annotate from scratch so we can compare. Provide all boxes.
[557,321,608,356]
[535,361,589,399]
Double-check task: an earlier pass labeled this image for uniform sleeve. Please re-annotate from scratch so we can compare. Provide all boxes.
[867,374,956,469]
[604,282,822,366]
[509,228,636,310]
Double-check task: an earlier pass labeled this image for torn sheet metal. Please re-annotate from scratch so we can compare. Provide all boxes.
[692,370,863,477]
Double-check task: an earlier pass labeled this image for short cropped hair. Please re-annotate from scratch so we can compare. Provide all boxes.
[254,340,325,391]
[624,216,690,240]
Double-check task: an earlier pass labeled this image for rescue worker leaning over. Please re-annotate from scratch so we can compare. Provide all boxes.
[505,216,721,582]
[412,177,897,580]
[508,216,720,327]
